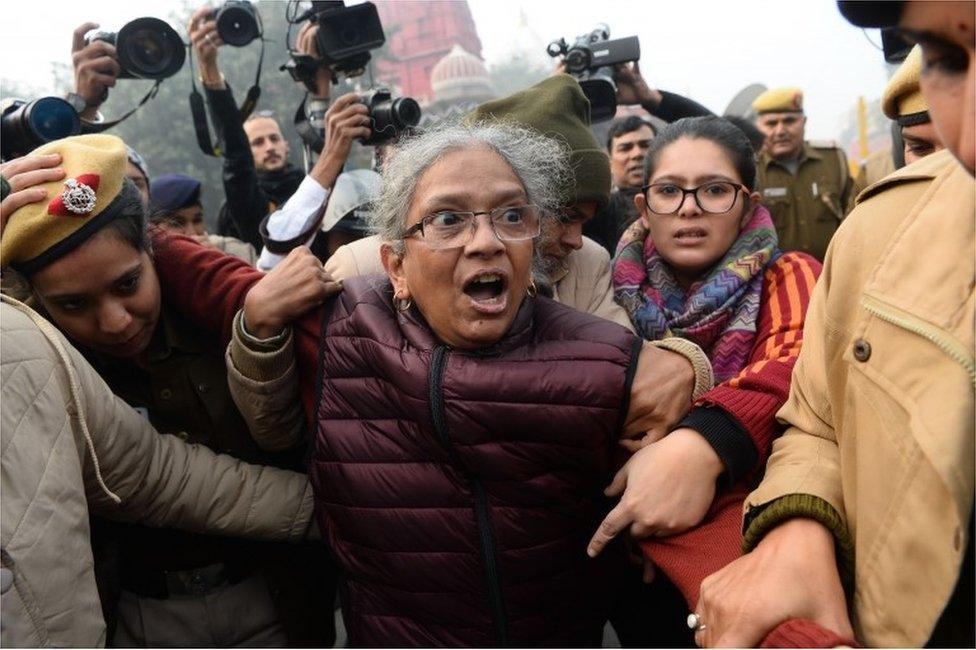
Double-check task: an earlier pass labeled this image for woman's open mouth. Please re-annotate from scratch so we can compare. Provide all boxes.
[462,270,509,315]
[673,227,708,245]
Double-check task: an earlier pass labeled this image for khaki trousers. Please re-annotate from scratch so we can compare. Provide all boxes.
[112,573,287,647]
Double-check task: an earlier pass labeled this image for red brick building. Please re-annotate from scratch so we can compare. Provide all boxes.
[374,1,484,105]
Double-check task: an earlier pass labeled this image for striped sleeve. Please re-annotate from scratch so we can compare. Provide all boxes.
[696,251,822,474]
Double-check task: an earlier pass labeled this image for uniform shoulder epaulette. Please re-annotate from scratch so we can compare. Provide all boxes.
[807,139,839,150]
[855,149,957,205]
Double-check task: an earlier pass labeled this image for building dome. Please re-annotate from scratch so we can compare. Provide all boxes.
[430,44,494,105]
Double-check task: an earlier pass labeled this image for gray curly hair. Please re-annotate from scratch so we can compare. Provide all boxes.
[369,121,571,251]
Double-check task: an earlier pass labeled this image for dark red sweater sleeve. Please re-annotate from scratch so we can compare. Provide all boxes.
[695,251,822,474]
[151,230,323,417]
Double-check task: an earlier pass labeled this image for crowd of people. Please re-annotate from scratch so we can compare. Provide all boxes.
[0,0,972,648]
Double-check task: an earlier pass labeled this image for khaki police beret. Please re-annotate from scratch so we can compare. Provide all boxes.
[752,87,804,114]
[882,45,929,125]
[1,134,128,273]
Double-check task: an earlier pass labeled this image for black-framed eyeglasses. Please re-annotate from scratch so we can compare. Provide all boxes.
[403,205,541,250]
[642,181,748,215]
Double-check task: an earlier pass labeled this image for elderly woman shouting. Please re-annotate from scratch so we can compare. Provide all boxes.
[150,122,708,646]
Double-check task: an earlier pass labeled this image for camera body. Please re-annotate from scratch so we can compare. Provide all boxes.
[360,88,421,146]
[1,97,81,161]
[310,1,386,78]
[547,26,640,122]
[87,17,185,80]
[212,0,260,48]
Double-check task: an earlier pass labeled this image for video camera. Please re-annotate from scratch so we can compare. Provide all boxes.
[547,25,641,122]
[86,17,185,80]
[283,1,421,148]
[1,97,81,161]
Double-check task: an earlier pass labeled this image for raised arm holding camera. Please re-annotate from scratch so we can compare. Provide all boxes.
[188,6,306,252]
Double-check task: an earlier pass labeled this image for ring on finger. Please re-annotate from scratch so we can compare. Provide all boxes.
[687,613,706,632]
[205,33,214,44]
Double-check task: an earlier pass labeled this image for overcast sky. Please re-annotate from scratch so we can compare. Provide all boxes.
[0,0,892,140]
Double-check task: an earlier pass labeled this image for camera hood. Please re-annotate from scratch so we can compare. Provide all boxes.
[116,17,186,80]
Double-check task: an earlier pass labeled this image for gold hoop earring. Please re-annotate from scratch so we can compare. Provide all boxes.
[526,278,538,298]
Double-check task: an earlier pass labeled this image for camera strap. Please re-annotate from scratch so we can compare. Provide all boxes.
[188,36,265,157]
[79,81,162,134]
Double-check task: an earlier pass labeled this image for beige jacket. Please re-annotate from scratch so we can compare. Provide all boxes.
[745,150,975,646]
[0,296,315,648]
[325,234,634,330]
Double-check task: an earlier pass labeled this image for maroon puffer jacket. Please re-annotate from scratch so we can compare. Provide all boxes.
[309,277,641,646]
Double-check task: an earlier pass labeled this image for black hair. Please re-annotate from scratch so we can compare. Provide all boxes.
[101,178,151,253]
[724,116,766,156]
[642,116,758,190]
[606,115,656,150]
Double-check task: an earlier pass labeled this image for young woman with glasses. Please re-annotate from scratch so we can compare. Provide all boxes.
[587,116,823,626]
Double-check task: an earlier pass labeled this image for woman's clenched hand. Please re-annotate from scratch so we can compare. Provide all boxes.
[243,247,341,338]
[694,518,853,647]
[587,428,723,557]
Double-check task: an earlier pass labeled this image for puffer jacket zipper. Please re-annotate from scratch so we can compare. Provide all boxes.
[428,345,508,646]
[862,296,975,386]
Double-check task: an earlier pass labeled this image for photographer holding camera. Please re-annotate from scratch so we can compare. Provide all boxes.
[188,6,310,252]
[255,89,375,270]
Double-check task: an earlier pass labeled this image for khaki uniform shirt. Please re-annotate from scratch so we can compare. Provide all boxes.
[758,142,855,261]
[746,150,974,646]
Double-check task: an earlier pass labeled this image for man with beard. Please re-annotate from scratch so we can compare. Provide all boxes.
[188,8,307,252]
[753,88,855,261]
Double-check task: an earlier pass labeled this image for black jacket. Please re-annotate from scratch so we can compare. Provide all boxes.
[206,85,304,251]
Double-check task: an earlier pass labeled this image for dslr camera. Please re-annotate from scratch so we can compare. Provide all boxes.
[211,0,261,47]
[1,97,81,161]
[547,25,641,122]
[86,17,185,80]
[360,88,421,146]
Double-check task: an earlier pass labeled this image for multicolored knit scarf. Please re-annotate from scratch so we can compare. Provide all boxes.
[613,205,778,382]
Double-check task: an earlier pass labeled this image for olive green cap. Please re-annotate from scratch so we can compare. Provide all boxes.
[468,74,611,209]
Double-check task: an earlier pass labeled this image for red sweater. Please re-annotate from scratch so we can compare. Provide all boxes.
[690,251,823,481]
[640,251,822,611]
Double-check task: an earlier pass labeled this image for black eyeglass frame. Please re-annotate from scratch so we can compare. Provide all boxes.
[402,205,542,248]
[641,182,750,215]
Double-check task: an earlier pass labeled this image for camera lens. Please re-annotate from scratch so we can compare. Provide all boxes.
[390,98,421,129]
[27,97,81,143]
[217,2,260,47]
[564,48,590,74]
[1,97,81,160]
[115,18,186,80]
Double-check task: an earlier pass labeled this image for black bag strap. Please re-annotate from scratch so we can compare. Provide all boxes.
[187,31,265,158]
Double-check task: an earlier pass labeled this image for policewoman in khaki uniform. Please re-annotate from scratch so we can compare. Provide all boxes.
[754,87,855,261]
[0,134,336,648]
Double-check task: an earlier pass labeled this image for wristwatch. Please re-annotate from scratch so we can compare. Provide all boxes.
[63,92,88,115]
